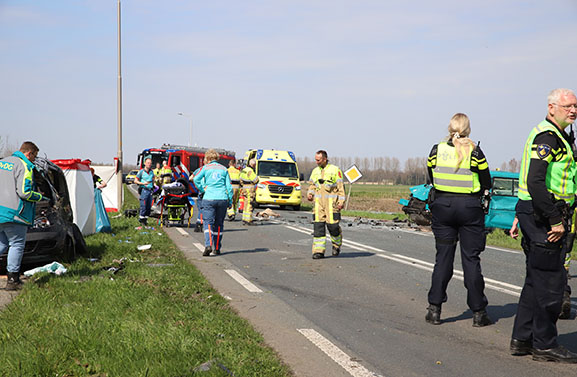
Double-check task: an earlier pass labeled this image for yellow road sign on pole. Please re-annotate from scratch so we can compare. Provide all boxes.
[344,165,362,183]
[344,165,362,210]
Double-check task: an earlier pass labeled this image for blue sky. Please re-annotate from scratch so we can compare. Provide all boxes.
[2,0,577,169]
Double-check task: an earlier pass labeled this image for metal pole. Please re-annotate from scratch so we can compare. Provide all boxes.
[345,182,352,211]
[116,0,123,211]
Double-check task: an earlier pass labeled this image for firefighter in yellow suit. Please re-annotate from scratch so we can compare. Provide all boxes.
[307,150,346,259]
[227,159,241,220]
[241,159,258,225]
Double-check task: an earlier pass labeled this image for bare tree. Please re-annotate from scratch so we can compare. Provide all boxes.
[0,136,18,158]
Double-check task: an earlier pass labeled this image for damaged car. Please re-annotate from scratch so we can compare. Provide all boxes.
[0,157,85,270]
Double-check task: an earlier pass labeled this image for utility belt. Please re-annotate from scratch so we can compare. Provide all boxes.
[533,195,576,230]
[429,188,488,213]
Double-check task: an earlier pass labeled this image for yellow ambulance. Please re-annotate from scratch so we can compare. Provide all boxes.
[243,149,303,210]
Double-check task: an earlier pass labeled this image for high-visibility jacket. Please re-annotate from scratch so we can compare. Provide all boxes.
[240,166,258,189]
[518,121,577,204]
[159,167,173,184]
[228,166,241,187]
[431,142,481,194]
[307,163,346,208]
[0,151,43,225]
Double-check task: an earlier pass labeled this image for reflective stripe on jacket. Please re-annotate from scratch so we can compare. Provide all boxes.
[240,166,258,188]
[0,151,43,225]
[518,121,577,204]
[307,163,346,205]
[430,141,481,194]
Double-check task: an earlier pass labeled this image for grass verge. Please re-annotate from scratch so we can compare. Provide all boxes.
[0,186,292,377]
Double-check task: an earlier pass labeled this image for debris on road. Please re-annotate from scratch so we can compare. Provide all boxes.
[23,262,68,277]
[255,208,281,218]
[193,359,236,376]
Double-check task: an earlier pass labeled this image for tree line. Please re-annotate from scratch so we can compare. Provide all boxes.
[296,156,521,185]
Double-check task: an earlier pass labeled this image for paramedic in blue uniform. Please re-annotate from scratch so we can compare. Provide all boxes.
[425,113,493,327]
[134,156,154,225]
[510,88,577,363]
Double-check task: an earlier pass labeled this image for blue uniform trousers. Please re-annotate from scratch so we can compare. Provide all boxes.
[428,194,489,312]
[202,200,228,251]
[139,188,153,219]
[512,200,566,350]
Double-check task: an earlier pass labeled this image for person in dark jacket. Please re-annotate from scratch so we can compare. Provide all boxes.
[510,88,577,363]
[425,113,493,327]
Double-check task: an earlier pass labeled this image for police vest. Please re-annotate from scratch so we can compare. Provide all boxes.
[432,142,480,194]
[518,121,576,204]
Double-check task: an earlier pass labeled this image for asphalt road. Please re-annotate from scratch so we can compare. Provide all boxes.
[166,208,577,377]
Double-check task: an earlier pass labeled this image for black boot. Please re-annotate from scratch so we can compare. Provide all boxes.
[203,246,212,256]
[5,272,22,291]
[332,245,341,256]
[425,304,441,325]
[559,292,571,319]
[473,309,493,327]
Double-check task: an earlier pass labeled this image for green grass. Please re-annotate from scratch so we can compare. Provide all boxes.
[486,228,522,250]
[345,183,411,199]
[0,186,291,377]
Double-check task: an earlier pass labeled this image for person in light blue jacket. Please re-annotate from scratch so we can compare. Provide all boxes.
[192,149,233,256]
[0,141,44,290]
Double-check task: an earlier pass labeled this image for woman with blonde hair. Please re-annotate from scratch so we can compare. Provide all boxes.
[424,113,493,327]
[192,149,233,256]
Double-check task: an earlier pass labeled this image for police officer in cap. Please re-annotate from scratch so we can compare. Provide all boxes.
[510,88,577,363]
[425,113,493,327]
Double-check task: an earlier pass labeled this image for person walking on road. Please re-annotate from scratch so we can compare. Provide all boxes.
[134,156,155,225]
[0,141,43,290]
[425,113,493,327]
[191,165,205,233]
[193,149,233,256]
[240,159,258,225]
[226,158,241,221]
[510,88,577,363]
[307,150,346,260]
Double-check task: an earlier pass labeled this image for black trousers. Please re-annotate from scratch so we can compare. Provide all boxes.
[512,200,566,350]
[428,195,489,311]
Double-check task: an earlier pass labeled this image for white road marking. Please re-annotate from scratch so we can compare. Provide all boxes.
[193,243,205,252]
[375,254,521,297]
[285,225,311,235]
[176,228,189,236]
[224,269,263,293]
[485,245,522,254]
[283,224,523,297]
[298,328,381,377]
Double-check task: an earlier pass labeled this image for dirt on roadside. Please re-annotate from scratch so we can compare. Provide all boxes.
[0,275,21,310]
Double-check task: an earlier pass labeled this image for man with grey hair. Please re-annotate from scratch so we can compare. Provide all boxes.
[510,88,577,363]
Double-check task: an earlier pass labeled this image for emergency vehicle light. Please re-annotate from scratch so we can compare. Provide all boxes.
[256,150,263,159]
[288,151,296,161]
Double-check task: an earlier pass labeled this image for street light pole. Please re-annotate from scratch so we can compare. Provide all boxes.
[116,0,123,210]
[177,112,193,147]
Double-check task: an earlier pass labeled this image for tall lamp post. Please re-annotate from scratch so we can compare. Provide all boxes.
[116,0,123,210]
[177,112,193,147]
